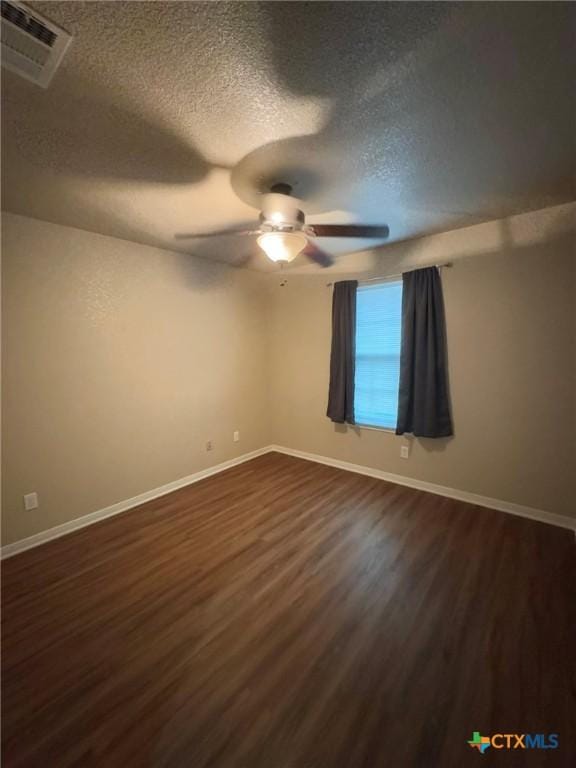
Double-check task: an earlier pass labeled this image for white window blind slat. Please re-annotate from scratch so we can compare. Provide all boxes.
[354,280,403,429]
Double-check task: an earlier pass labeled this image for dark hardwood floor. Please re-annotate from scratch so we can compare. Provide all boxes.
[2,452,575,767]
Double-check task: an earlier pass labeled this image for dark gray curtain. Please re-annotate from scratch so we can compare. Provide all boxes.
[327,280,358,424]
[396,267,453,437]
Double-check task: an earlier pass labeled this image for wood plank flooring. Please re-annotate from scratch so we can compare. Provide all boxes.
[2,452,575,767]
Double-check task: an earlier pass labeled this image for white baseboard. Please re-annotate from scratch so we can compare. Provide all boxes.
[0,447,273,559]
[269,445,576,533]
[3,443,574,559]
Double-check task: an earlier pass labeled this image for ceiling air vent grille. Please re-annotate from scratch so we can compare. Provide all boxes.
[1,0,72,87]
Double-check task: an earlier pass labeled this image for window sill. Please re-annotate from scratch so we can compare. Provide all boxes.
[354,422,397,434]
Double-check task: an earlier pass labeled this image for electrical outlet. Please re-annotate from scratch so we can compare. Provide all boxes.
[233,431,240,443]
[206,440,213,452]
[23,492,39,510]
[400,445,410,459]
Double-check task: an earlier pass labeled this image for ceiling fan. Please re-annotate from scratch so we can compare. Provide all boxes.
[175,183,390,267]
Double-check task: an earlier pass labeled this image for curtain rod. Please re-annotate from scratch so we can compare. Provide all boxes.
[326,262,452,287]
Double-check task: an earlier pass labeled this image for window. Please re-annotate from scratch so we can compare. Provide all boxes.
[354,280,403,429]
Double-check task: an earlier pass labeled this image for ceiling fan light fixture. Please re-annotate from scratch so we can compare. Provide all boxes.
[257,231,307,263]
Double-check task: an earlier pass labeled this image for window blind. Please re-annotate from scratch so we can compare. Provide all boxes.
[354,280,403,429]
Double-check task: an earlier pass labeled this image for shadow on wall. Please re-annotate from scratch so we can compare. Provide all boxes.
[176,249,238,292]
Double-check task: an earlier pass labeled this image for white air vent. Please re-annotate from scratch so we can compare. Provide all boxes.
[1,0,71,87]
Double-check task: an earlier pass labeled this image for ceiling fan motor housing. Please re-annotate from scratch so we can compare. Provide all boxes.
[260,192,305,230]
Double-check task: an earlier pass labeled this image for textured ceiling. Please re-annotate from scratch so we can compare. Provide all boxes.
[2,1,575,271]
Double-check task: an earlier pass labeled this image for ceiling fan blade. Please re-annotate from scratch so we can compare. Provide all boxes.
[302,241,334,268]
[175,227,258,240]
[231,252,257,268]
[311,224,390,239]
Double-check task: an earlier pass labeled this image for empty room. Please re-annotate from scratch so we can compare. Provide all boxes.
[1,1,575,766]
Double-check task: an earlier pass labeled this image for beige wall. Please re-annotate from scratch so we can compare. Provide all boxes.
[2,205,575,547]
[2,213,270,545]
[267,206,576,519]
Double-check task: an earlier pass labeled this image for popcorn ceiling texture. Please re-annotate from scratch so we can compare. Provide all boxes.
[2,1,575,271]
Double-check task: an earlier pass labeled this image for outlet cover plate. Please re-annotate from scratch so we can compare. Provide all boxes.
[23,492,39,510]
